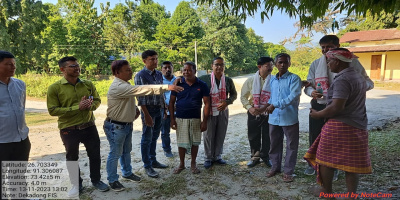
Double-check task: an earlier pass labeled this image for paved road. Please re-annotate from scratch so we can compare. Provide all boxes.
[26,76,400,132]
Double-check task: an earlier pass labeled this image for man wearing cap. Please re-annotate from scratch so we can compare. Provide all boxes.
[304,48,372,196]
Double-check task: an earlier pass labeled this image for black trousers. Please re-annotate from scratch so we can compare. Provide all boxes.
[0,137,31,199]
[60,125,101,184]
[309,99,327,147]
[247,111,270,161]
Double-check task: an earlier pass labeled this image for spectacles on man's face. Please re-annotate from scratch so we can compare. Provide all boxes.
[213,63,225,67]
[67,64,80,68]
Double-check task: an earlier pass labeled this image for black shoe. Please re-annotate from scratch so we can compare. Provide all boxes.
[92,181,110,192]
[122,173,141,182]
[109,181,125,192]
[152,161,168,168]
[263,159,272,167]
[214,159,227,165]
[247,160,260,168]
[145,167,159,178]
[204,161,212,169]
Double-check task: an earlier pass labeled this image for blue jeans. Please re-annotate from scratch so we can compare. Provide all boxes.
[104,120,133,183]
[140,107,162,168]
[161,112,172,152]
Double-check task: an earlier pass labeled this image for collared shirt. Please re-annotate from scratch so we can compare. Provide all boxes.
[47,77,101,129]
[134,67,164,107]
[268,71,302,126]
[240,74,266,110]
[328,67,368,130]
[304,57,374,103]
[0,78,29,143]
[106,77,168,122]
[199,74,237,105]
[171,77,209,119]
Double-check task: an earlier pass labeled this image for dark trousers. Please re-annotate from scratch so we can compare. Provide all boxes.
[309,99,327,147]
[0,137,31,198]
[247,111,270,161]
[60,125,101,184]
[269,123,299,175]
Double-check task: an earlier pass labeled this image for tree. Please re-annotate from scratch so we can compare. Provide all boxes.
[0,0,48,73]
[135,0,170,41]
[193,0,400,28]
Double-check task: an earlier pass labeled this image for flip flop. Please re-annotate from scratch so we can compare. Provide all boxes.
[173,166,186,174]
[191,166,200,174]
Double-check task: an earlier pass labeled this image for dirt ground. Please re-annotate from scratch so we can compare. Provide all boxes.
[25,75,400,200]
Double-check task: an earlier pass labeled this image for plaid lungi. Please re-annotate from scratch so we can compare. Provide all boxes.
[176,118,202,149]
[304,119,372,184]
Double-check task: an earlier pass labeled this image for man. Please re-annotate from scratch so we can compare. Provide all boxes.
[170,61,210,174]
[303,35,374,176]
[0,51,30,198]
[134,50,168,178]
[240,57,274,168]
[104,60,183,191]
[304,48,372,196]
[199,57,237,169]
[47,56,109,197]
[161,61,176,158]
[265,53,301,183]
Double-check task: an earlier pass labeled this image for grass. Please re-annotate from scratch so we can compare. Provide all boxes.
[373,80,400,91]
[25,112,57,126]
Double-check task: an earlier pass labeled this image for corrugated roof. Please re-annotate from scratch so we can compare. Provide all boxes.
[346,45,400,53]
[340,29,400,43]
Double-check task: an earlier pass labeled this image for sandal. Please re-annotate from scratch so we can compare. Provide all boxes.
[173,166,186,174]
[266,170,280,178]
[282,174,294,182]
[191,166,201,174]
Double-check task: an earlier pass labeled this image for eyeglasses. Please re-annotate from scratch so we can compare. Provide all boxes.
[67,64,80,68]
[213,63,225,67]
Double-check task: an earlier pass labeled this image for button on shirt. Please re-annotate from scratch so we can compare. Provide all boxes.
[0,78,29,143]
[171,77,210,119]
[47,77,101,129]
[134,67,164,107]
[107,77,169,122]
[268,71,302,126]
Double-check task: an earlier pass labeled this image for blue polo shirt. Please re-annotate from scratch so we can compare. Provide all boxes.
[171,77,209,119]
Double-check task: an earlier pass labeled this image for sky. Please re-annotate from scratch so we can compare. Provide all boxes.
[40,0,324,49]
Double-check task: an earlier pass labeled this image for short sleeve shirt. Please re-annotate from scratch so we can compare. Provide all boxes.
[328,67,368,130]
[171,77,209,119]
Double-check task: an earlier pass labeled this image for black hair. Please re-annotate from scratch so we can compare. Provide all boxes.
[58,56,77,68]
[111,60,130,75]
[162,61,173,66]
[183,61,196,72]
[142,50,158,59]
[213,57,224,63]
[257,56,274,66]
[0,50,15,62]
[319,35,340,45]
[274,53,291,63]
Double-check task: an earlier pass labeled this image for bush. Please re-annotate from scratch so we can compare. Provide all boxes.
[17,72,115,99]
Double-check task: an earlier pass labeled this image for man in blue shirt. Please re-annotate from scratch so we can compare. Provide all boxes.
[169,62,210,174]
[0,51,30,198]
[135,50,169,178]
[161,61,176,158]
[265,53,302,182]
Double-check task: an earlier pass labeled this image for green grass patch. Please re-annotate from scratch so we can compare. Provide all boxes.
[25,112,57,126]
[373,81,400,91]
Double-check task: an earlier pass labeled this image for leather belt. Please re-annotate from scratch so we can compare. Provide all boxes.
[62,121,95,130]
[105,118,132,126]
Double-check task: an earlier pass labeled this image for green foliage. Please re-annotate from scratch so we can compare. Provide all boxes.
[17,73,113,99]
[193,0,400,29]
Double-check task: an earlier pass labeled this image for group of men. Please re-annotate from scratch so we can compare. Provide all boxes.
[0,34,374,198]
